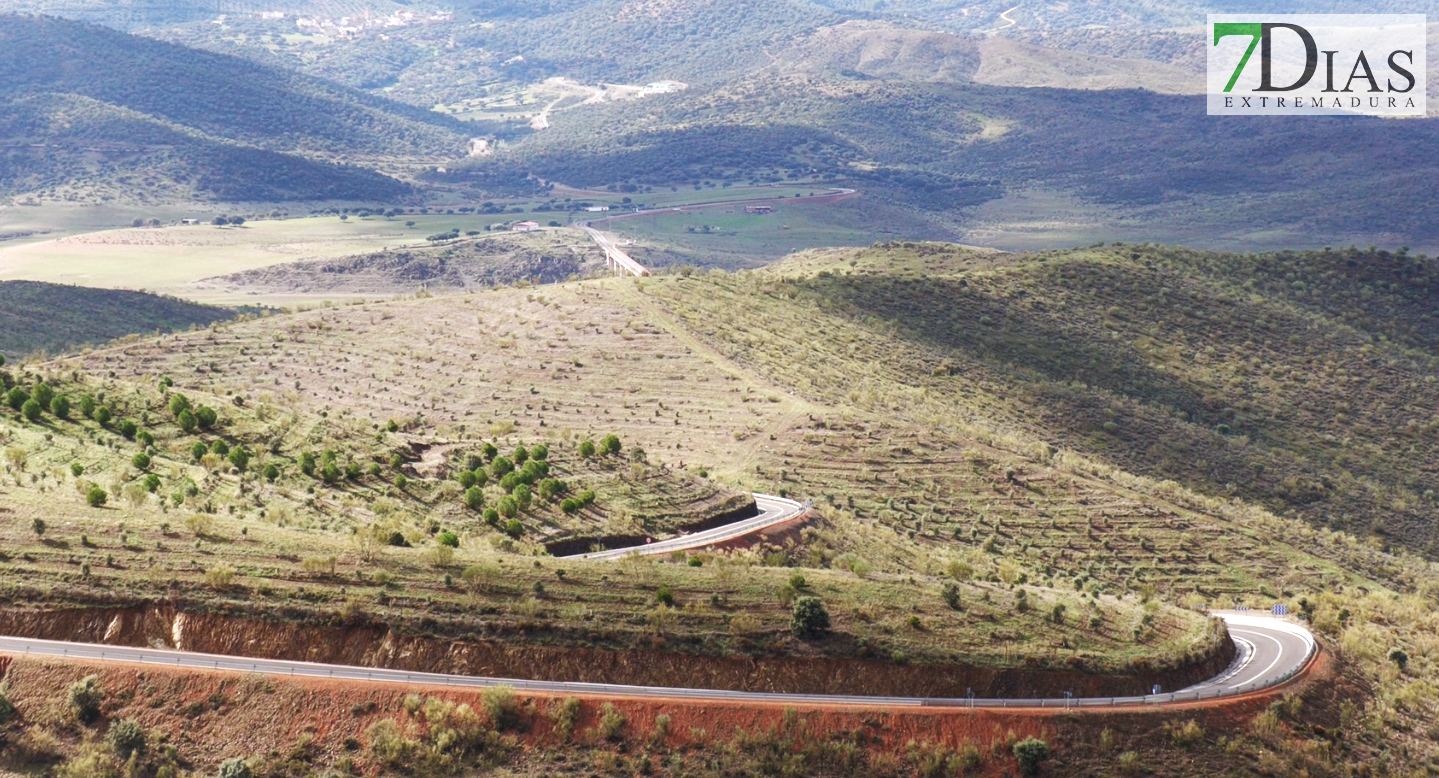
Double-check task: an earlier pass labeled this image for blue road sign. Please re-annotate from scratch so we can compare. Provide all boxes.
[1272,604,1289,616]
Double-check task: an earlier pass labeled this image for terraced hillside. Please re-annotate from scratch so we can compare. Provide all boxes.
[44,244,1439,774]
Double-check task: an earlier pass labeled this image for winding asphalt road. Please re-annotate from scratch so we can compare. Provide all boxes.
[0,614,1313,710]
[565,494,806,561]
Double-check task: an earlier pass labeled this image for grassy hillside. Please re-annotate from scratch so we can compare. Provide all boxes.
[0,248,1436,773]
[0,280,235,359]
[0,15,469,203]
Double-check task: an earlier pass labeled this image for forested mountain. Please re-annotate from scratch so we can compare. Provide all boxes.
[0,15,469,202]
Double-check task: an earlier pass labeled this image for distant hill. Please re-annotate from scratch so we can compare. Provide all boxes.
[0,280,234,358]
[0,15,470,203]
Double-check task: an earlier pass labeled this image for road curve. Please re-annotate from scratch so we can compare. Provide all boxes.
[0,614,1313,710]
[564,494,806,561]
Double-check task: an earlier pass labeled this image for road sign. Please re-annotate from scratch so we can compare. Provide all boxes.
[1272,604,1289,616]
[1235,605,1250,612]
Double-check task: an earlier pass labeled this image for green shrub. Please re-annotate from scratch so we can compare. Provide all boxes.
[195,406,218,429]
[118,419,137,439]
[549,698,580,742]
[210,440,229,457]
[300,452,316,476]
[560,498,580,513]
[1013,737,1050,776]
[21,399,41,422]
[106,718,146,758]
[473,469,489,487]
[136,430,154,447]
[579,490,596,505]
[4,387,27,410]
[70,462,84,477]
[344,462,361,480]
[513,445,529,465]
[498,496,519,518]
[31,383,53,408]
[500,472,519,492]
[78,395,96,418]
[50,395,70,419]
[942,582,962,610]
[503,519,523,538]
[464,486,485,511]
[168,394,190,416]
[86,486,108,508]
[656,584,675,606]
[513,483,532,510]
[531,444,548,461]
[481,442,498,461]
[263,464,279,481]
[437,531,459,548]
[143,474,161,493]
[481,686,519,730]
[67,675,104,724]
[538,478,566,500]
[483,508,500,525]
[216,757,254,778]
[597,702,626,742]
[601,434,622,456]
[322,462,342,483]
[578,439,596,458]
[132,453,152,471]
[458,470,477,489]
[791,596,830,637]
[394,474,408,489]
[178,409,197,433]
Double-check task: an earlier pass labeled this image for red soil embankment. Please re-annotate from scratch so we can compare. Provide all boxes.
[0,606,1232,700]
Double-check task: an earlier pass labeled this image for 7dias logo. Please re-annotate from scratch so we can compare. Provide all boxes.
[1208,14,1426,116]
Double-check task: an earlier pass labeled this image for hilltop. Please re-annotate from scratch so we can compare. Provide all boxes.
[0,280,236,359]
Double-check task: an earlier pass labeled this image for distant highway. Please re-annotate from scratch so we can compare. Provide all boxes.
[563,494,805,560]
[0,614,1313,709]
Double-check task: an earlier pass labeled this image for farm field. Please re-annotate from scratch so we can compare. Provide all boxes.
[0,214,535,305]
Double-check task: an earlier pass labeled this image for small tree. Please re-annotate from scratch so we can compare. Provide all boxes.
[481,686,519,730]
[513,483,532,511]
[263,463,279,481]
[95,406,112,426]
[491,456,514,477]
[228,448,250,471]
[31,518,45,537]
[322,462,342,483]
[464,486,485,511]
[513,445,529,465]
[458,470,478,489]
[67,675,104,723]
[118,419,138,439]
[790,596,831,638]
[531,444,549,461]
[78,395,96,418]
[190,441,209,461]
[942,581,962,610]
[4,387,27,410]
[497,495,519,518]
[132,452,152,471]
[195,406,218,429]
[578,439,596,458]
[21,399,41,422]
[437,531,459,548]
[1013,737,1050,776]
[168,393,191,416]
[601,434,622,456]
[300,451,317,477]
[87,485,108,508]
[50,395,70,419]
[178,408,197,433]
[504,518,523,538]
[31,383,53,408]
